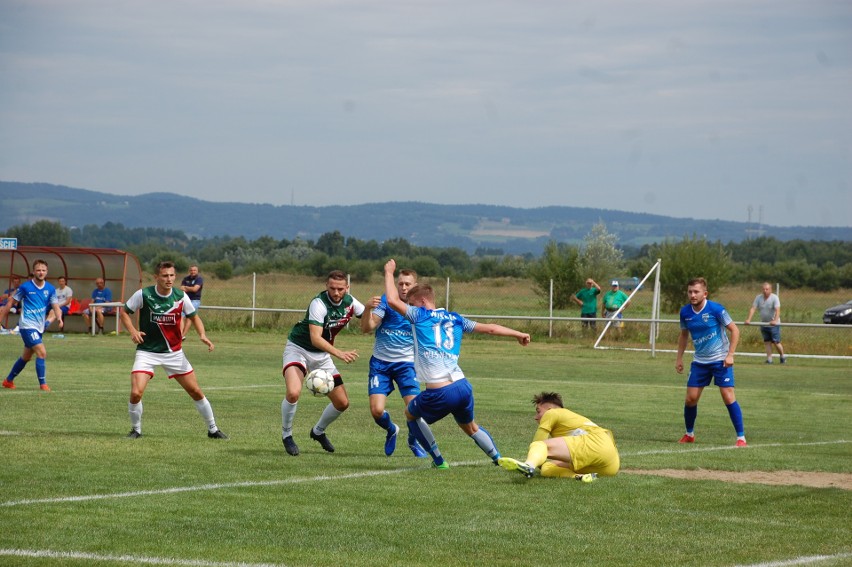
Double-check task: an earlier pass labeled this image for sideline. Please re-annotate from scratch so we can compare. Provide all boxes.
[0,548,286,567]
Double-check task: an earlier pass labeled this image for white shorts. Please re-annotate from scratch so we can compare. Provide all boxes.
[131,350,194,379]
[283,341,339,378]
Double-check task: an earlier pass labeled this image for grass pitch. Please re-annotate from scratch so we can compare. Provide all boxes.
[0,330,850,567]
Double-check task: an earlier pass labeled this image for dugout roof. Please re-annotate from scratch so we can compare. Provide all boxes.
[0,246,143,303]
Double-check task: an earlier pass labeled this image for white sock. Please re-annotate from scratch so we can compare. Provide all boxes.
[281,399,297,438]
[193,397,217,432]
[313,403,343,434]
[128,401,143,433]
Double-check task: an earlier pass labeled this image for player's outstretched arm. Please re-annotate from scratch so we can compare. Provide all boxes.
[308,323,358,364]
[473,323,531,346]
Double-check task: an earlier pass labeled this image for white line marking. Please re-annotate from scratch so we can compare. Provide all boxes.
[2,441,847,508]
[625,439,849,457]
[0,431,20,436]
[0,460,483,508]
[734,552,852,567]
[0,548,286,566]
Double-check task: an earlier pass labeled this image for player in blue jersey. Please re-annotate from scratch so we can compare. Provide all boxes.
[0,260,62,392]
[383,259,531,469]
[361,268,429,457]
[675,277,746,447]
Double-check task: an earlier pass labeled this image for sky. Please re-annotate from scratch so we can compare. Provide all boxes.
[1,0,850,228]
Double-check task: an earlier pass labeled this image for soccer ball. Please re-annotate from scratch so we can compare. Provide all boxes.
[304,369,334,396]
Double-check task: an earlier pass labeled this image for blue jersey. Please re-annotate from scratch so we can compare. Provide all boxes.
[371,295,414,363]
[680,300,733,364]
[404,305,476,384]
[13,280,58,331]
[92,286,113,304]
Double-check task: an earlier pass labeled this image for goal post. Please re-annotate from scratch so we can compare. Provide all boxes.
[593,259,662,355]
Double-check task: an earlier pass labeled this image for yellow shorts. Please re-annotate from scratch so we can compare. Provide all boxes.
[563,430,620,476]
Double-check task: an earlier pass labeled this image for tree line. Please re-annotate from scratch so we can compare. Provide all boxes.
[5,220,851,311]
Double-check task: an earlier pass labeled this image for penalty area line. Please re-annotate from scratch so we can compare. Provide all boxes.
[0,548,286,567]
[734,551,852,567]
[624,439,849,457]
[0,461,482,508]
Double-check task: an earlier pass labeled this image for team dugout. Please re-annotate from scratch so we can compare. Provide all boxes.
[0,246,143,333]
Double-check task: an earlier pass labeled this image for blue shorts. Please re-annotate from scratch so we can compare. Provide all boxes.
[21,328,44,349]
[760,325,781,343]
[367,357,420,398]
[687,360,735,388]
[407,379,475,425]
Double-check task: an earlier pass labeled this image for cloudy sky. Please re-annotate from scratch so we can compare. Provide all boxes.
[1,0,850,228]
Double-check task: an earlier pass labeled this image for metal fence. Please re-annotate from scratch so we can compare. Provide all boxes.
[196,273,851,361]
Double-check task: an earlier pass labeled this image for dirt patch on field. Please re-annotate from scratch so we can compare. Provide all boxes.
[622,469,852,490]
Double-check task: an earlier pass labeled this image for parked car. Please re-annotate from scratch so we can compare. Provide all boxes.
[823,300,852,324]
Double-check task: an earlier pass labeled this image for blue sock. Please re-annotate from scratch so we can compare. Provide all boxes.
[7,358,27,382]
[726,401,744,437]
[374,411,393,431]
[407,419,443,465]
[35,359,46,385]
[684,404,697,434]
[470,427,500,460]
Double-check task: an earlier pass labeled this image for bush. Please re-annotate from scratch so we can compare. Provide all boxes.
[649,235,733,311]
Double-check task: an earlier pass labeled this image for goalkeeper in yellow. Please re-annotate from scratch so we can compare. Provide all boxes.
[498,392,619,481]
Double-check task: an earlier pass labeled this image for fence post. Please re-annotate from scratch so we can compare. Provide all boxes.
[252,272,257,329]
[549,279,554,338]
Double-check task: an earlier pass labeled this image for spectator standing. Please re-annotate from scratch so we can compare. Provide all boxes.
[572,278,601,329]
[744,282,786,364]
[82,277,114,334]
[180,265,204,339]
[602,280,630,337]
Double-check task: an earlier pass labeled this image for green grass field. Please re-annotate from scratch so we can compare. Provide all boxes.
[1,330,850,567]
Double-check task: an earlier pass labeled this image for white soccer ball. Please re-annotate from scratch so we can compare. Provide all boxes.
[304,369,335,396]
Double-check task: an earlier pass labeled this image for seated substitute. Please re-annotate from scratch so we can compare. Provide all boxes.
[0,275,22,315]
[498,391,620,482]
[82,277,114,333]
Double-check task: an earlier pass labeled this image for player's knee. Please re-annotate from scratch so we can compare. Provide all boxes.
[285,391,300,404]
[332,398,350,412]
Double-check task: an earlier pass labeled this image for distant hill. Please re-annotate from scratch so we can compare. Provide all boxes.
[1,181,849,255]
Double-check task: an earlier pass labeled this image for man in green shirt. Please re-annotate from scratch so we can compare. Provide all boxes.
[603,280,630,337]
[573,278,601,329]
